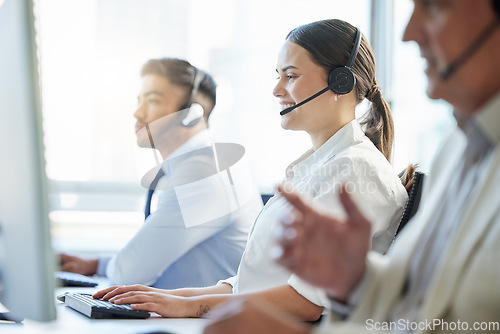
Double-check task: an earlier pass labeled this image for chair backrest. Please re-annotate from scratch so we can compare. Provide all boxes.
[394,171,425,237]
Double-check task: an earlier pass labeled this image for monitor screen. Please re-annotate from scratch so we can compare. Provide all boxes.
[0,0,56,322]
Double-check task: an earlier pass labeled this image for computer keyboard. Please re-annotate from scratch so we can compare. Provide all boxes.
[55,271,99,287]
[63,293,151,319]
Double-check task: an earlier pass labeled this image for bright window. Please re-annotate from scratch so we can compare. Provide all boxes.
[38,1,455,254]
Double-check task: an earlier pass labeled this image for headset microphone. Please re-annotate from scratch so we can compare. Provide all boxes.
[280,79,345,116]
[280,27,361,116]
[440,17,500,80]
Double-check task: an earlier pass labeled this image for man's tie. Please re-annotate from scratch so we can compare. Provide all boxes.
[144,168,165,220]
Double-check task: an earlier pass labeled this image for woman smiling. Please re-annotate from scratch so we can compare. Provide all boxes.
[93,19,409,321]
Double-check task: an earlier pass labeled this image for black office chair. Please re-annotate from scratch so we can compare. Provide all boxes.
[394,170,425,238]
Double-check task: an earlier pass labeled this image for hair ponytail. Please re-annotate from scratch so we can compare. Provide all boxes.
[361,84,417,191]
[362,84,417,191]
[360,82,394,162]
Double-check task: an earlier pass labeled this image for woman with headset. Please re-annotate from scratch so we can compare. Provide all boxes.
[93,19,409,321]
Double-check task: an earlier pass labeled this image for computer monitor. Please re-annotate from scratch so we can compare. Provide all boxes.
[0,0,57,322]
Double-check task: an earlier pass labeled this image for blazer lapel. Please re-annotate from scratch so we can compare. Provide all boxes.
[420,147,500,322]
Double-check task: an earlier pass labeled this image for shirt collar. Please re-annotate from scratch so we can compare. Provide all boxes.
[286,119,365,179]
[454,92,500,146]
[474,91,500,146]
[453,92,500,169]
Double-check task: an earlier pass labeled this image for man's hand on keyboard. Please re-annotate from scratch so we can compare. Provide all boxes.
[59,253,98,276]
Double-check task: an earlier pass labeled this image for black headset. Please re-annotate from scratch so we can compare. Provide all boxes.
[327,27,362,95]
[177,66,205,127]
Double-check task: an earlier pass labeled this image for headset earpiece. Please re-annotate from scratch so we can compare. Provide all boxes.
[327,27,361,96]
[178,67,205,127]
[181,103,204,127]
[328,66,356,95]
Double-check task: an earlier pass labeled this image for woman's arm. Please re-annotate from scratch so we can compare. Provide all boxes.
[95,283,322,320]
[93,282,232,300]
[168,283,233,297]
[247,285,323,322]
[104,289,234,318]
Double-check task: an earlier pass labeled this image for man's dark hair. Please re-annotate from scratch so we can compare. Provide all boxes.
[141,58,217,121]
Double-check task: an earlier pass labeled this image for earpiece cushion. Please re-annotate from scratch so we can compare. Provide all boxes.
[181,103,204,127]
[328,67,356,95]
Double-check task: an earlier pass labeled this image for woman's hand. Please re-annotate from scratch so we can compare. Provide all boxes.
[93,285,219,318]
[93,284,168,301]
[107,290,193,317]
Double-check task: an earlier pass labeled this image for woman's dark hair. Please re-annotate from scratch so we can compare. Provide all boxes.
[286,19,394,162]
[140,58,217,122]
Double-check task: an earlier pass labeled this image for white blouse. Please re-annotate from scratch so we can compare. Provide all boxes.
[221,119,408,308]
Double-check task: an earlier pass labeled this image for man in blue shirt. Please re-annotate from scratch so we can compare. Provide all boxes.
[60,58,262,289]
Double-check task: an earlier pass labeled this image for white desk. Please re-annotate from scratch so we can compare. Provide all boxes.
[1,286,208,334]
